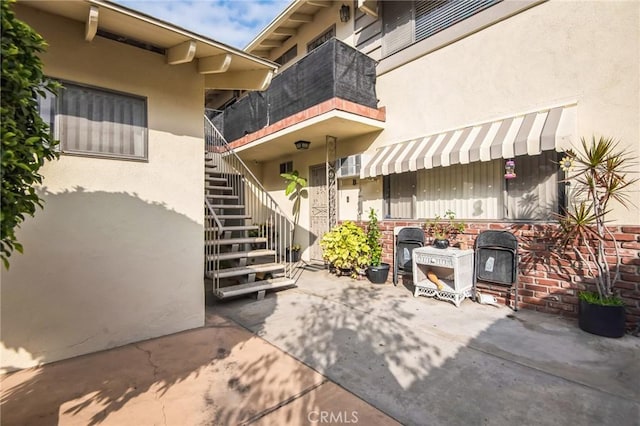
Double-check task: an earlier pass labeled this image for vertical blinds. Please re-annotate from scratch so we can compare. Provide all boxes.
[58,84,147,159]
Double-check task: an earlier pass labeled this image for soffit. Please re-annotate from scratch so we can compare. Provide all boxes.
[20,0,277,72]
[245,0,333,57]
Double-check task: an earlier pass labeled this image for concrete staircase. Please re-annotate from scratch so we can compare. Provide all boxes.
[204,136,296,300]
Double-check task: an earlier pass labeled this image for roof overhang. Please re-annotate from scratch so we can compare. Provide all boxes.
[19,0,278,90]
[230,106,386,163]
[244,0,333,58]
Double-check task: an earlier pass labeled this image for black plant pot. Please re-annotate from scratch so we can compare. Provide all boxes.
[286,248,300,262]
[433,239,449,249]
[578,299,626,338]
[367,263,390,284]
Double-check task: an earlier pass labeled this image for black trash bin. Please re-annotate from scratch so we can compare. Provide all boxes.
[393,227,424,286]
[473,230,519,310]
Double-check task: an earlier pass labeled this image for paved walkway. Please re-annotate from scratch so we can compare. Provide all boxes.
[2,264,639,425]
[215,263,640,426]
[0,311,397,425]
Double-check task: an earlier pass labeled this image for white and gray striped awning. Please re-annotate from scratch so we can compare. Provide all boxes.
[361,104,577,178]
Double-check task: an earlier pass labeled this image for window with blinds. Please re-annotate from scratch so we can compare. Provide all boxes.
[384,152,561,221]
[382,0,501,57]
[307,26,336,53]
[40,81,148,160]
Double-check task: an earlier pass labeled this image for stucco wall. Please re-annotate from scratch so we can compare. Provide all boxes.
[370,0,640,224]
[1,6,205,372]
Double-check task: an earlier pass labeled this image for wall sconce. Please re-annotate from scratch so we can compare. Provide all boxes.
[340,4,350,22]
[294,140,311,150]
[504,159,516,179]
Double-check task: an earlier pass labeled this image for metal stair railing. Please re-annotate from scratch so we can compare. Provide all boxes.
[204,114,295,293]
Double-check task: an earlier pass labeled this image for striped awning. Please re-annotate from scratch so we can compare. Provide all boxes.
[361,104,577,178]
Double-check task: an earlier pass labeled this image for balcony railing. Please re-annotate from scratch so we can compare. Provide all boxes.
[212,38,378,143]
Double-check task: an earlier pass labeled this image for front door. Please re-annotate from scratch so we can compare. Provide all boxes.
[309,164,328,261]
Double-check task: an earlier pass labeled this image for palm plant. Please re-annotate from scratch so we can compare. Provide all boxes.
[557,136,638,303]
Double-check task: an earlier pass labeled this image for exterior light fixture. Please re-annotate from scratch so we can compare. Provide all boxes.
[340,4,350,22]
[294,140,311,150]
[504,159,516,179]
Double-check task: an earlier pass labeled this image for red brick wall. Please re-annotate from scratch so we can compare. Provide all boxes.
[348,220,640,330]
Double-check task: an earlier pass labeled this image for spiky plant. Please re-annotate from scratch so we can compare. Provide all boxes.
[557,136,638,303]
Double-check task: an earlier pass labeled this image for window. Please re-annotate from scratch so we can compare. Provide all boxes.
[383,172,416,219]
[39,81,147,160]
[280,161,293,174]
[275,45,298,66]
[382,0,501,56]
[307,26,336,53]
[384,152,562,221]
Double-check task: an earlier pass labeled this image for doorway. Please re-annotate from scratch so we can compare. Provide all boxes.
[309,164,328,261]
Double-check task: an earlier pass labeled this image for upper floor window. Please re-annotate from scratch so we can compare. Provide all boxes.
[307,25,336,53]
[38,80,148,161]
[275,45,298,66]
[382,0,501,56]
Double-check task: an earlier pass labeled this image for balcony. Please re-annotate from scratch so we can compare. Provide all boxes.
[211,38,386,162]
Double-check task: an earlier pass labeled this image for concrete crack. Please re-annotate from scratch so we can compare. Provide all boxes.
[134,344,166,424]
[135,344,160,380]
[240,379,328,425]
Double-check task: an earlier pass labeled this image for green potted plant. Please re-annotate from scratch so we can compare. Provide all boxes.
[424,210,466,249]
[556,136,638,338]
[366,208,390,284]
[281,170,308,260]
[320,221,370,278]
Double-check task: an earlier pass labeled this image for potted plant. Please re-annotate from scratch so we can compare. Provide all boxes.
[556,136,638,338]
[286,244,301,262]
[366,208,390,284]
[281,170,308,259]
[424,210,465,249]
[320,221,370,278]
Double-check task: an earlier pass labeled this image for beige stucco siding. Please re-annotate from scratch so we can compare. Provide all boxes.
[1,6,205,371]
[368,0,640,224]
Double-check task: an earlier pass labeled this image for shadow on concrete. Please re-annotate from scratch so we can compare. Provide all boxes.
[0,187,212,424]
[216,267,640,425]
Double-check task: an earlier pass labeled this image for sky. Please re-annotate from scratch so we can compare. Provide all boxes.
[114,0,291,49]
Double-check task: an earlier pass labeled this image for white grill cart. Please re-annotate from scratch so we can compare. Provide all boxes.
[412,247,474,307]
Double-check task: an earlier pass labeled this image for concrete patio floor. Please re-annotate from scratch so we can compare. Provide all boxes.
[214,263,640,426]
[2,264,639,425]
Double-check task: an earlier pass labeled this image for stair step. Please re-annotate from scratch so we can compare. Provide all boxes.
[215,214,251,219]
[206,194,239,200]
[206,225,258,232]
[205,167,219,174]
[209,262,285,279]
[205,237,267,245]
[205,185,233,192]
[209,204,245,210]
[206,176,228,183]
[207,249,276,261]
[214,278,296,299]
[204,214,251,220]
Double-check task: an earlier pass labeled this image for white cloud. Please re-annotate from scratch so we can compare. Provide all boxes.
[115,0,289,48]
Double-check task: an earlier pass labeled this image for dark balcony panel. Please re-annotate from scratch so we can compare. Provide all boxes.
[334,40,378,108]
[219,38,378,142]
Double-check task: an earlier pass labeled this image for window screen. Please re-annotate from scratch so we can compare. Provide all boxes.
[386,153,560,221]
[280,161,293,174]
[307,26,336,53]
[275,45,298,65]
[44,81,148,160]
